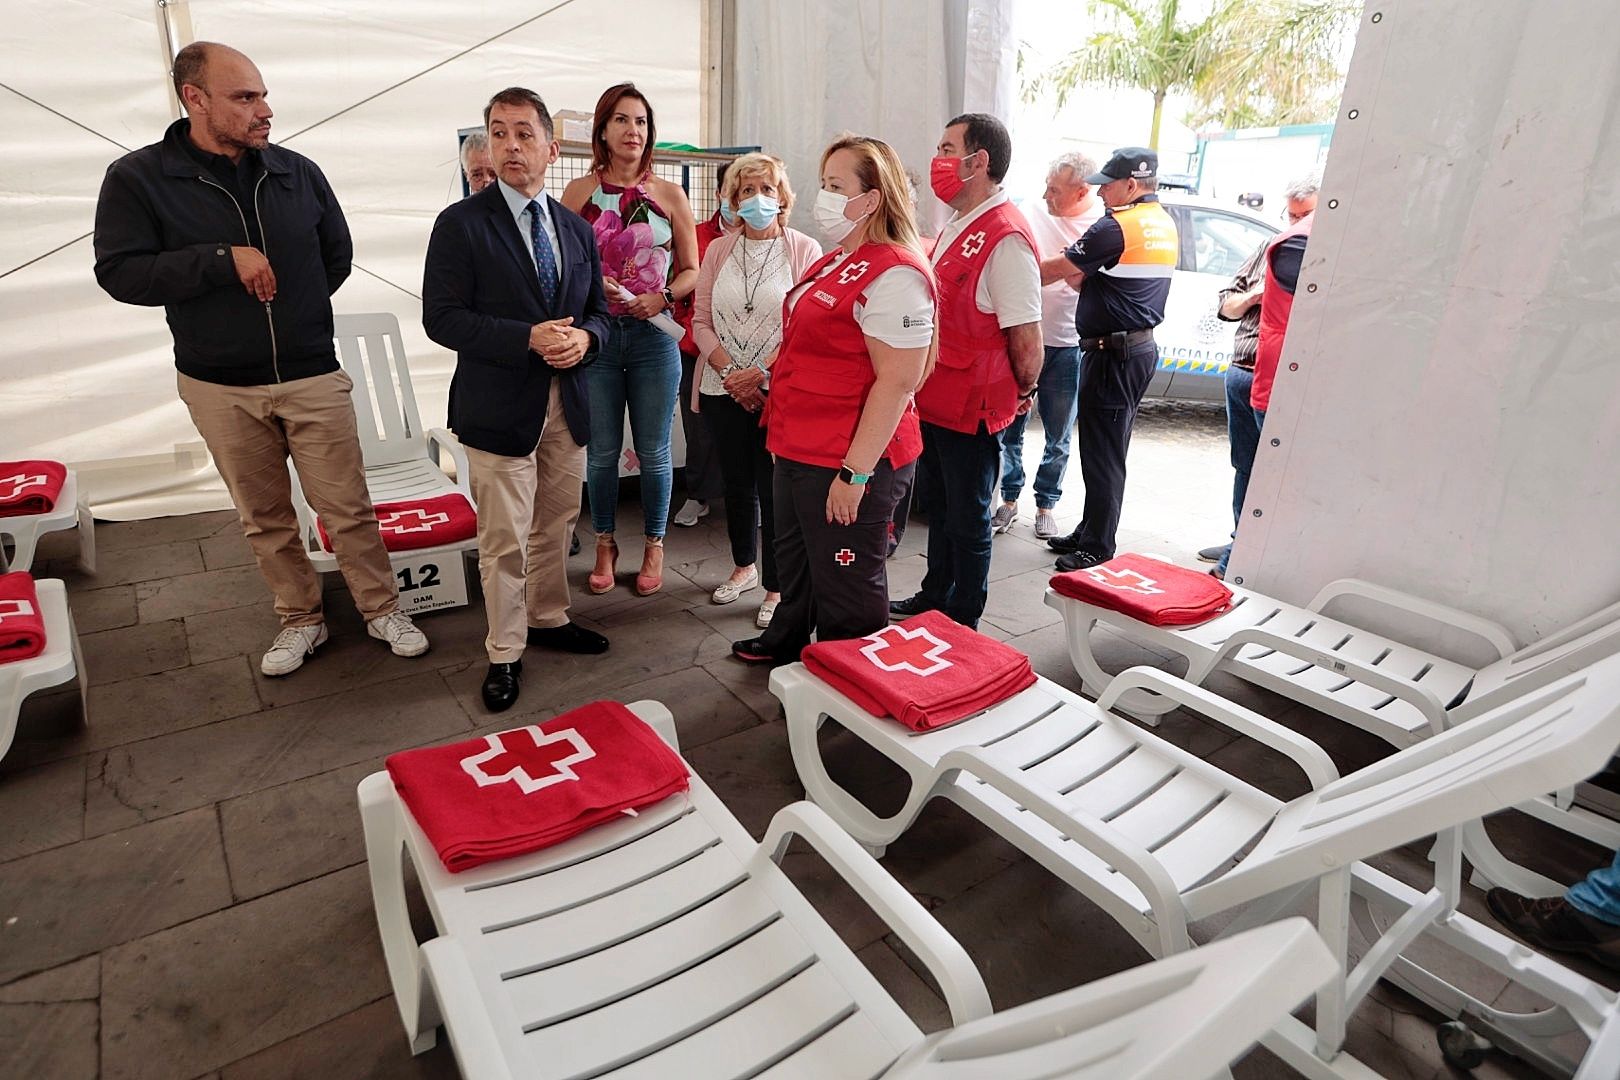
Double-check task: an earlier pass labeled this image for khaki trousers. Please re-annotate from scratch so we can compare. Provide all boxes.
[464,382,585,663]
[177,370,399,627]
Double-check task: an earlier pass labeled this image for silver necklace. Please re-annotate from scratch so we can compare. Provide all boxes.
[734,234,781,314]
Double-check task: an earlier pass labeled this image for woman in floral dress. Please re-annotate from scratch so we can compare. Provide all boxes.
[562,83,698,596]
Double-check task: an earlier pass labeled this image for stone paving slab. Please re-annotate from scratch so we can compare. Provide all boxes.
[217,996,459,1080]
[0,755,86,861]
[79,620,190,685]
[65,585,138,635]
[0,957,100,1080]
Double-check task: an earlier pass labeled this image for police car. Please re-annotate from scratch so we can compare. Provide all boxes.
[1147,194,1280,401]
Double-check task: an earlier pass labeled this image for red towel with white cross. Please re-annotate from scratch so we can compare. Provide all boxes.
[318,492,477,554]
[385,700,690,873]
[0,460,67,518]
[801,610,1036,731]
[0,572,47,663]
[1050,553,1233,626]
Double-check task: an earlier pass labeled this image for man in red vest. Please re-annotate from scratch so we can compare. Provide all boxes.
[890,114,1043,629]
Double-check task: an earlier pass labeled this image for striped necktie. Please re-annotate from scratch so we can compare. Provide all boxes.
[528,199,559,310]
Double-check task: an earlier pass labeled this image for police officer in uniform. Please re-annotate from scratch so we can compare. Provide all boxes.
[1038,147,1178,570]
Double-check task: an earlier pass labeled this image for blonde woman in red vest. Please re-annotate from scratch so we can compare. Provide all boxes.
[731,135,937,665]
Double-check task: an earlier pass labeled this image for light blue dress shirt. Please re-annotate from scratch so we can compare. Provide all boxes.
[496,178,564,290]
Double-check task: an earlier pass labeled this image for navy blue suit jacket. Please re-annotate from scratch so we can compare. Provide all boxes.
[422,184,612,456]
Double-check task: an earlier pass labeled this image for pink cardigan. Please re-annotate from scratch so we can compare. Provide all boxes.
[691,226,824,366]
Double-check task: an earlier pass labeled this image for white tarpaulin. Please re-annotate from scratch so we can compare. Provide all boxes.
[1,0,701,519]
[1233,0,1620,650]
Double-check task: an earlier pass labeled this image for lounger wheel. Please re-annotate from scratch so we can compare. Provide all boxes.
[1438,1020,1491,1070]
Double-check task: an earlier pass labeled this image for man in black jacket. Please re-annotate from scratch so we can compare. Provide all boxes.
[422,87,614,713]
[93,42,428,677]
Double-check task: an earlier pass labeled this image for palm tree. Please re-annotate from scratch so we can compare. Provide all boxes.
[1027,0,1359,149]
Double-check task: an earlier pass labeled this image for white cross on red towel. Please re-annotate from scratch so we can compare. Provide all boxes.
[0,474,48,502]
[860,624,954,676]
[0,599,36,624]
[1081,567,1164,596]
[379,508,451,535]
[460,726,597,795]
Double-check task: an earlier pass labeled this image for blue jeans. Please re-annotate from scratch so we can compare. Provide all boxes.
[1215,364,1262,576]
[1568,848,1620,925]
[915,422,1000,629]
[999,344,1080,508]
[585,317,681,538]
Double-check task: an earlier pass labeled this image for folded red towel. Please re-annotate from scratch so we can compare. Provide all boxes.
[0,461,67,518]
[801,610,1037,731]
[1051,553,1233,626]
[0,572,47,663]
[385,700,689,873]
[319,492,477,554]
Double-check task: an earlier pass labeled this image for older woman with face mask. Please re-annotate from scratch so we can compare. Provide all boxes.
[691,153,821,629]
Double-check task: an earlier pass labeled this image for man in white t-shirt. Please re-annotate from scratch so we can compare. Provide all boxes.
[993,153,1103,539]
[891,113,1043,630]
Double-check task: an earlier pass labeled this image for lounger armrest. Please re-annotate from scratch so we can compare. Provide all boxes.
[760,801,993,1025]
[936,747,1190,956]
[420,938,517,1080]
[1210,627,1452,738]
[426,427,474,496]
[1099,667,1339,789]
[1307,578,1517,661]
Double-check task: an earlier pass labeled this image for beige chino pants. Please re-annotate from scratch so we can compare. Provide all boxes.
[177,370,399,627]
[464,381,585,663]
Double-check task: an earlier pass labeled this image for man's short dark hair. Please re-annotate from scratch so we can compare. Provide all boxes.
[714,160,729,193]
[484,87,553,139]
[172,41,213,102]
[947,112,1012,183]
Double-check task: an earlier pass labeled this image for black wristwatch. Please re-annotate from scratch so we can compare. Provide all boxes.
[661,286,676,308]
[837,465,873,486]
[1018,386,1038,401]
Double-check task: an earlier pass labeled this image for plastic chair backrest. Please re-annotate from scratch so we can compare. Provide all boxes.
[333,313,424,468]
[1463,596,1620,717]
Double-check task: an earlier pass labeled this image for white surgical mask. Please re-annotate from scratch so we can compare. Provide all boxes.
[814,188,870,244]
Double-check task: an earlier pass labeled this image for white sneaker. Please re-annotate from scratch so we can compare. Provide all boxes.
[755,598,779,629]
[367,610,430,658]
[672,499,710,527]
[711,566,760,605]
[261,623,328,677]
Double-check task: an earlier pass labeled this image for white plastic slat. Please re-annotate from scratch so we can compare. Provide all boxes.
[1062,746,1181,820]
[941,686,1071,750]
[1102,769,1227,850]
[476,843,747,973]
[1014,722,1139,790]
[975,704,1093,769]
[1150,795,1275,891]
[501,874,787,1028]
[518,917,819,1079]
[607,965,893,1080]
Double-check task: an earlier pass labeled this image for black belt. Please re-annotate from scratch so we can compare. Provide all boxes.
[1079,329,1155,352]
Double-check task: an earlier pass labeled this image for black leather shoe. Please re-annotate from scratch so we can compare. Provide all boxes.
[527,622,609,654]
[888,594,936,621]
[1046,530,1086,554]
[569,531,581,556]
[1054,550,1107,572]
[732,636,788,666]
[481,660,522,713]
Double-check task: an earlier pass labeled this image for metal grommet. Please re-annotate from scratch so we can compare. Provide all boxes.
[1307,283,1318,292]
[1270,438,1280,447]
[1289,362,1299,371]
[1371,11,1383,22]
[1233,576,1244,585]
[1252,508,1263,517]
[1348,108,1360,120]
[1328,198,1339,209]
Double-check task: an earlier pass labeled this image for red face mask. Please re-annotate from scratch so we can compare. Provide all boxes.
[929,154,969,203]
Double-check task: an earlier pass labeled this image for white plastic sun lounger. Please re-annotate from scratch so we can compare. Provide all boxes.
[0,578,86,767]
[1045,576,1620,894]
[358,700,1336,1080]
[771,657,1620,1079]
[0,466,95,574]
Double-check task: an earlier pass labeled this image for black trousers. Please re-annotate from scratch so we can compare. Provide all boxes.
[1072,338,1159,559]
[760,456,913,660]
[678,353,725,502]
[914,421,1000,629]
[700,392,777,591]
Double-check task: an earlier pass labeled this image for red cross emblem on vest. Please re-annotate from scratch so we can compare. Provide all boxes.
[378,508,451,535]
[460,725,597,794]
[837,259,871,285]
[834,548,855,567]
[860,624,954,676]
[1081,566,1164,596]
[0,599,36,624]
[0,474,48,502]
[959,230,987,258]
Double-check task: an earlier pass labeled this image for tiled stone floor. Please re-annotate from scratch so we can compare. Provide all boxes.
[3,405,1614,1079]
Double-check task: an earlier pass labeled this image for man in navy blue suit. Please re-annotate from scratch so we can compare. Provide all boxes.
[423,87,614,712]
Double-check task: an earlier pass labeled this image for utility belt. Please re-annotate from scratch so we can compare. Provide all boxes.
[1078,329,1156,352]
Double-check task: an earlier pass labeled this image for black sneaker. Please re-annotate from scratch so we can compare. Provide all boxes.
[1485,889,1620,972]
[731,636,788,666]
[1196,544,1228,564]
[1047,530,1087,554]
[889,594,936,621]
[1054,550,1107,572]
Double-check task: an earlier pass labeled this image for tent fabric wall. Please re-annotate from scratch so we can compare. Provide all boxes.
[1232,0,1620,651]
[1,0,702,520]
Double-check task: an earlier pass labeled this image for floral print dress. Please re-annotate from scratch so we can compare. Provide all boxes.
[577,174,674,317]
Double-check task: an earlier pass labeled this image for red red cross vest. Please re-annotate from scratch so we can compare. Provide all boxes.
[1251,211,1314,412]
[765,242,934,470]
[916,202,1037,435]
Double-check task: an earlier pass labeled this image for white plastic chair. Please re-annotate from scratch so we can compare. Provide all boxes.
[0,578,86,766]
[1045,575,1620,894]
[770,657,1620,1079]
[289,313,475,576]
[358,700,1338,1080]
[0,467,95,574]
